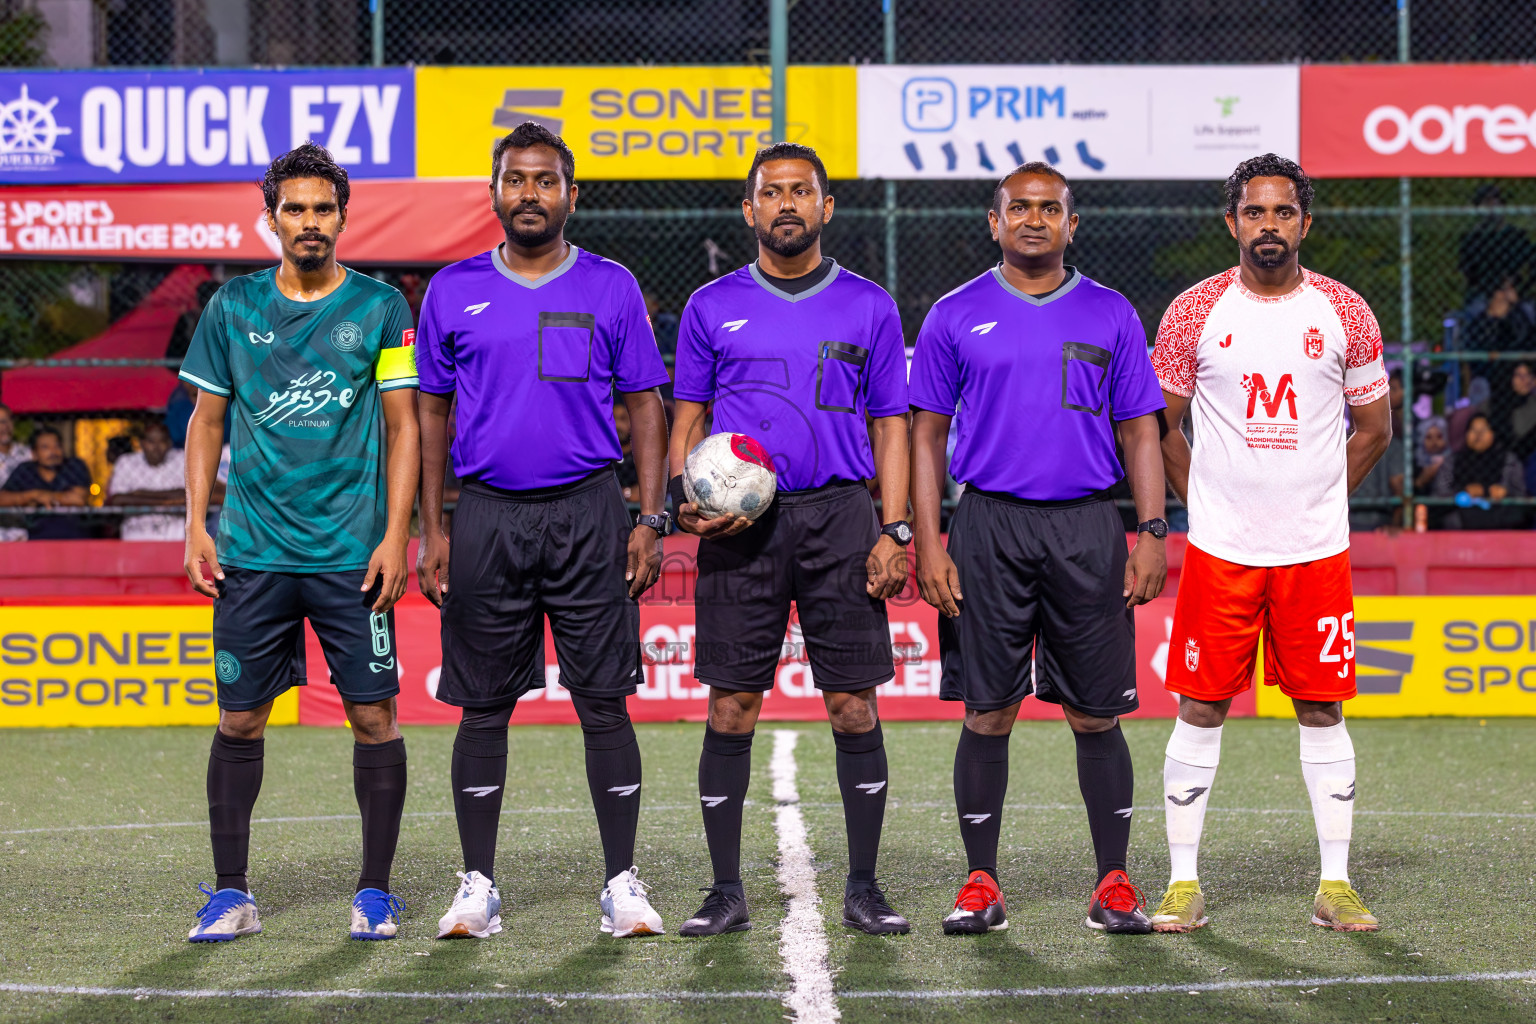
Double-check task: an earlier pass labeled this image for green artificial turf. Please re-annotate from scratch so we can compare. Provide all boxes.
[0,718,1532,1023]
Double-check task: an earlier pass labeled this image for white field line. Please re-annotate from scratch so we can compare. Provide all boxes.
[6,800,1532,837]
[771,728,839,1024]
[4,969,1533,1004]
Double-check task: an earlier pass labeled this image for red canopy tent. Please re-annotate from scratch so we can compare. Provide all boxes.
[1,263,208,414]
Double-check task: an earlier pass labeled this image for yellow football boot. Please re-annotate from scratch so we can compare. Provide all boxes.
[1150,880,1207,933]
[1311,880,1379,931]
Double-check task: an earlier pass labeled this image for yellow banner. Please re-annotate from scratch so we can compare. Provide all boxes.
[1256,596,1536,717]
[0,606,297,727]
[415,66,858,180]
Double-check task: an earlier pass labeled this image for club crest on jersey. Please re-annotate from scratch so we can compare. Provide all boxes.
[1303,326,1325,360]
[1184,637,1200,672]
[330,320,363,353]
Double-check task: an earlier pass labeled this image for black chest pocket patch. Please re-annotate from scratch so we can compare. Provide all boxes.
[1061,342,1111,416]
[815,341,869,413]
[538,311,596,382]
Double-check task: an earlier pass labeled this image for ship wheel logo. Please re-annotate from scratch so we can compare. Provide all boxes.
[0,84,71,169]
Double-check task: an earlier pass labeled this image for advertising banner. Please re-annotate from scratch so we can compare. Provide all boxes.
[1256,596,1536,717]
[0,180,504,264]
[857,65,1299,180]
[1300,64,1536,178]
[415,66,857,180]
[0,68,414,184]
[0,603,297,726]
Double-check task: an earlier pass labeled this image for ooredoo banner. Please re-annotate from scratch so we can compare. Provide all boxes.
[0,180,504,264]
[857,65,1299,180]
[415,66,857,180]
[1300,64,1536,177]
[0,69,414,184]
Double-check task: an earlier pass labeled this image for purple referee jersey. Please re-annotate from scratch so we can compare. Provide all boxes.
[673,261,908,491]
[908,266,1164,502]
[416,245,671,490]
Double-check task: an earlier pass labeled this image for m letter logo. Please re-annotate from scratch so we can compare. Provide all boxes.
[1241,372,1298,420]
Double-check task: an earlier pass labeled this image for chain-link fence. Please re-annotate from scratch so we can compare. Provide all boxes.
[5,0,1536,532]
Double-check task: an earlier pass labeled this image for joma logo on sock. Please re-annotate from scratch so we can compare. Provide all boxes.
[607,784,640,797]
[855,782,887,795]
[700,795,728,808]
[1167,786,1208,806]
[962,813,991,825]
[461,786,500,798]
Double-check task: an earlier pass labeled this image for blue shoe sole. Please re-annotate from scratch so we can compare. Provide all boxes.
[188,932,242,942]
[350,931,396,940]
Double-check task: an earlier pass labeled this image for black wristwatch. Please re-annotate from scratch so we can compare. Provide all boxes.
[636,511,674,537]
[880,521,914,546]
[1137,517,1169,540]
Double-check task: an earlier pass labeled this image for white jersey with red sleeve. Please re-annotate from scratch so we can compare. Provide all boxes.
[1151,266,1388,567]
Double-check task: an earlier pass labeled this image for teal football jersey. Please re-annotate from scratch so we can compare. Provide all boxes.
[179,267,418,572]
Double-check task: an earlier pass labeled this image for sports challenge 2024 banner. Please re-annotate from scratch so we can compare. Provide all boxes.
[857,65,1299,181]
[414,66,857,180]
[1300,64,1536,178]
[0,69,414,184]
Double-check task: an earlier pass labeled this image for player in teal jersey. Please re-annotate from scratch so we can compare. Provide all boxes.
[179,144,421,943]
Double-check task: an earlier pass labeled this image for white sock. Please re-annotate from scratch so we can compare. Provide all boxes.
[1163,719,1222,885]
[1299,721,1356,884]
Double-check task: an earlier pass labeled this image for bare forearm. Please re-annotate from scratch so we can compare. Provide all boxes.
[418,392,451,539]
[623,389,668,515]
[382,391,420,544]
[1346,430,1391,493]
[910,411,950,549]
[668,401,710,479]
[1156,397,1191,505]
[185,404,225,529]
[1119,414,1167,523]
[871,414,910,525]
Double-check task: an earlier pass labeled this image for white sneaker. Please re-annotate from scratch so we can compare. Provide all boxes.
[436,870,502,939]
[600,866,664,938]
[188,884,261,942]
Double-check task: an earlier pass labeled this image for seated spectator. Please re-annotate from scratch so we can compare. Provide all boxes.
[106,421,187,540]
[0,403,28,481]
[1413,416,1449,495]
[0,427,92,539]
[1432,413,1530,529]
[1499,360,1536,468]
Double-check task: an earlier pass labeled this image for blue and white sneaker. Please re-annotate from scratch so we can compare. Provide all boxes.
[436,870,502,939]
[188,883,261,942]
[600,866,664,938]
[350,888,405,940]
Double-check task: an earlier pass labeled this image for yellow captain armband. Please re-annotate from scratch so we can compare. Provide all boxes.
[375,343,419,390]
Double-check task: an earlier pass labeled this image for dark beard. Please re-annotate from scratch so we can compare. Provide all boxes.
[756,217,821,259]
[290,233,331,273]
[498,201,567,248]
[1248,234,1291,269]
[294,252,327,273]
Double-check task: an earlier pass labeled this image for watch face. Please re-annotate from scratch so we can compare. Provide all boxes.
[887,522,913,544]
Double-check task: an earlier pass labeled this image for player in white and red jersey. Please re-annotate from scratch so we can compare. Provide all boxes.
[1147,155,1392,934]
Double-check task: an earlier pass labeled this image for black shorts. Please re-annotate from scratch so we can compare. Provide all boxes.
[212,566,400,712]
[939,489,1138,717]
[694,481,893,693]
[436,470,641,708]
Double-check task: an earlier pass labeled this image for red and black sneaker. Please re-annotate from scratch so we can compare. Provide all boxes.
[1085,870,1152,934]
[942,869,1008,935]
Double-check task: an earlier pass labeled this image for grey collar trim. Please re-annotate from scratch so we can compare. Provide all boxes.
[749,258,841,303]
[494,243,580,288]
[989,265,1082,306]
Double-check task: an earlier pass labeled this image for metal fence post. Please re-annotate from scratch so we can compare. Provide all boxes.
[371,0,385,67]
[769,0,787,143]
[1398,0,1414,519]
[883,0,898,299]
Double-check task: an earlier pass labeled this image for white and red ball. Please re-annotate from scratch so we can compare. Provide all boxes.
[683,432,777,521]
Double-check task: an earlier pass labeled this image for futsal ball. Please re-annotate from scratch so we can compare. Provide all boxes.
[683,432,777,521]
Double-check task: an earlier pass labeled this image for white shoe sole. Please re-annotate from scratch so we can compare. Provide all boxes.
[601,914,665,938]
[1151,915,1208,933]
[189,921,261,942]
[436,914,502,939]
[1310,914,1378,931]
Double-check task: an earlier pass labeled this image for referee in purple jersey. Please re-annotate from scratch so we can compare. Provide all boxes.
[909,163,1169,936]
[415,123,673,940]
[669,144,914,937]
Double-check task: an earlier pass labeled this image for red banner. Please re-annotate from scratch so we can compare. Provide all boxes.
[0,179,503,264]
[295,591,1216,727]
[1301,64,1536,178]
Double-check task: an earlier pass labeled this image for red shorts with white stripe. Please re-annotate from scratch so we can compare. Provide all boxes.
[1164,543,1357,704]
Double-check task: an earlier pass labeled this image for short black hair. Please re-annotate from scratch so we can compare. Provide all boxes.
[262,142,350,214]
[492,122,576,187]
[992,161,1075,215]
[744,143,829,202]
[142,420,171,438]
[1225,153,1313,216]
[31,426,62,448]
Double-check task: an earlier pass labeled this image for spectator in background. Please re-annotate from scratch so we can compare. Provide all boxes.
[0,403,29,481]
[612,399,639,502]
[1498,360,1536,494]
[106,421,186,540]
[1432,413,1529,529]
[0,427,92,539]
[1459,185,1534,306]
[1413,416,1449,495]
[1351,370,1405,531]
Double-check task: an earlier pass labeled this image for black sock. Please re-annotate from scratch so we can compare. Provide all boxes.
[1074,723,1134,882]
[698,725,753,888]
[452,723,508,882]
[354,737,408,893]
[953,725,1009,883]
[207,730,264,893]
[575,697,643,882]
[833,722,888,888]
